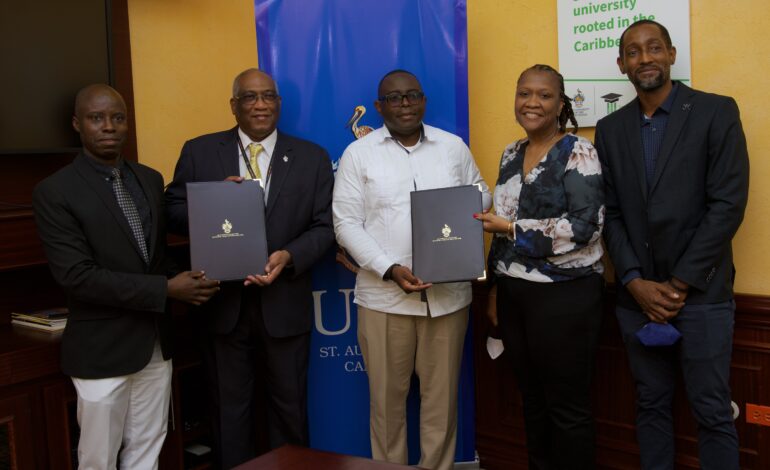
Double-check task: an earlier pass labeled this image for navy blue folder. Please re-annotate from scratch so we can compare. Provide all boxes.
[186,181,268,281]
[410,185,486,283]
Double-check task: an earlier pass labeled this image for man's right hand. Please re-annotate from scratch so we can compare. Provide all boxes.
[168,271,220,306]
[224,176,244,183]
[390,265,432,294]
[626,278,684,323]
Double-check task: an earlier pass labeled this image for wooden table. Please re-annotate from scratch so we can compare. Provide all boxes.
[234,445,421,469]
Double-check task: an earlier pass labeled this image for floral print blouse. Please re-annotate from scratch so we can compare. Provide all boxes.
[488,134,605,283]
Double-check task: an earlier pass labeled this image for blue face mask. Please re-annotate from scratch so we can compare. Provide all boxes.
[635,322,682,347]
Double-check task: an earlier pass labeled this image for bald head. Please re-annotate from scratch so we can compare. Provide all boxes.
[72,84,128,164]
[232,68,278,97]
[74,84,126,119]
[377,69,421,98]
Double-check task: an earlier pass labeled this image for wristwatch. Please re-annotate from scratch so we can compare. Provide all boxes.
[383,263,401,281]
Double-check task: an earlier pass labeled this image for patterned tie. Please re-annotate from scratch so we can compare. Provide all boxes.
[248,142,264,182]
[111,168,149,263]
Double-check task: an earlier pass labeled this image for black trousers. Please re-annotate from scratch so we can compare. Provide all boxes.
[201,288,310,469]
[497,274,603,470]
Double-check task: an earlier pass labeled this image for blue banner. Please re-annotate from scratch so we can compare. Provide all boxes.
[254,0,475,464]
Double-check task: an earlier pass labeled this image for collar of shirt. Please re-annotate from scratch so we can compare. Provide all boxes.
[82,152,126,180]
[80,152,152,240]
[237,127,278,159]
[376,124,428,151]
[641,81,680,124]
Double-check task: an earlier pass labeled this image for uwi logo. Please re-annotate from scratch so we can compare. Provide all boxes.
[313,288,355,336]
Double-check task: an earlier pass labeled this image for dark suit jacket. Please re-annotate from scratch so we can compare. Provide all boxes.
[595,82,749,310]
[33,154,173,379]
[164,128,334,337]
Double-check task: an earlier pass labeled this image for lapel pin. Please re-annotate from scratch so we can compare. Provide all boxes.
[282,155,289,162]
[682,103,691,111]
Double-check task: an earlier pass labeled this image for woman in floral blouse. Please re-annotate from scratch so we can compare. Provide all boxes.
[476,64,605,469]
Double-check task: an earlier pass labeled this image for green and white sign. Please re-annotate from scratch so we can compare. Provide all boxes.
[557,0,691,127]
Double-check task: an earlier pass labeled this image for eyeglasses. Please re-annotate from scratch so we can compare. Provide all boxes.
[378,91,425,106]
[234,91,279,105]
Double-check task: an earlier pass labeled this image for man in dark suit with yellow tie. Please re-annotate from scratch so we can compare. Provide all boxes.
[165,68,335,468]
[33,84,220,469]
[596,20,749,470]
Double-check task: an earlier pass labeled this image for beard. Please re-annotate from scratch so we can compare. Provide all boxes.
[631,68,667,91]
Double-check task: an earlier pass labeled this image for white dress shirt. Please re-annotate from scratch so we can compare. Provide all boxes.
[333,124,491,317]
[238,127,278,199]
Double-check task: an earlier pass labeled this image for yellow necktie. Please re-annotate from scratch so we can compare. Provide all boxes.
[248,142,263,181]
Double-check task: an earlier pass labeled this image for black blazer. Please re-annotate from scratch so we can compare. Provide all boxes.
[33,154,173,379]
[595,83,749,309]
[165,128,335,337]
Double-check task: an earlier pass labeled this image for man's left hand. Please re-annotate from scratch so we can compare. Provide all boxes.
[390,265,432,294]
[664,278,690,307]
[244,250,291,286]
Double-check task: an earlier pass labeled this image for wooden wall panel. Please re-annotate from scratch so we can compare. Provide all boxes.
[473,287,770,469]
[0,393,36,469]
[0,0,135,277]
[42,381,77,470]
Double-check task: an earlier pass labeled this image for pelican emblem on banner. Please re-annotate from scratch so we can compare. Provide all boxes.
[346,105,374,139]
[334,105,376,274]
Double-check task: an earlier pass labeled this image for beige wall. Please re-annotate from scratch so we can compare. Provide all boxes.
[127,0,257,178]
[128,0,770,295]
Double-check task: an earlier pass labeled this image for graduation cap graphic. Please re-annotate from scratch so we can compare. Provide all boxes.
[601,92,622,114]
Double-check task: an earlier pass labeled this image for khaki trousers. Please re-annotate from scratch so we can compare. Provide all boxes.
[357,305,469,470]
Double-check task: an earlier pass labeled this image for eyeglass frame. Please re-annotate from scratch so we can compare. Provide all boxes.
[377,90,425,107]
[234,91,280,105]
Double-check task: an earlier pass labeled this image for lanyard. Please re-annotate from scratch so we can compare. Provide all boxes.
[237,137,274,189]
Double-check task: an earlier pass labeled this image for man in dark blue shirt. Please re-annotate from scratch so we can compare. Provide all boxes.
[639,81,677,193]
[595,20,749,470]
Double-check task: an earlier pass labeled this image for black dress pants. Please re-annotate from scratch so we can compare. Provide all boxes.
[201,288,310,469]
[497,274,603,470]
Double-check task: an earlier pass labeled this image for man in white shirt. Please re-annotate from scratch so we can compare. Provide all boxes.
[333,69,490,470]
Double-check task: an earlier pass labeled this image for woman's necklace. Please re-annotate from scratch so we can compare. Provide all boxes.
[523,127,562,175]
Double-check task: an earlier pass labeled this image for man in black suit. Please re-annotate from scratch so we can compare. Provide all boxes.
[165,68,335,468]
[595,20,749,470]
[33,84,220,469]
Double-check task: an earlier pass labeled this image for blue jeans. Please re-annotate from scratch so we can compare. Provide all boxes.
[616,301,739,470]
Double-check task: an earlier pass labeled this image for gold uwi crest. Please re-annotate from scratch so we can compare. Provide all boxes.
[574,89,585,108]
[222,219,233,234]
[431,223,461,243]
